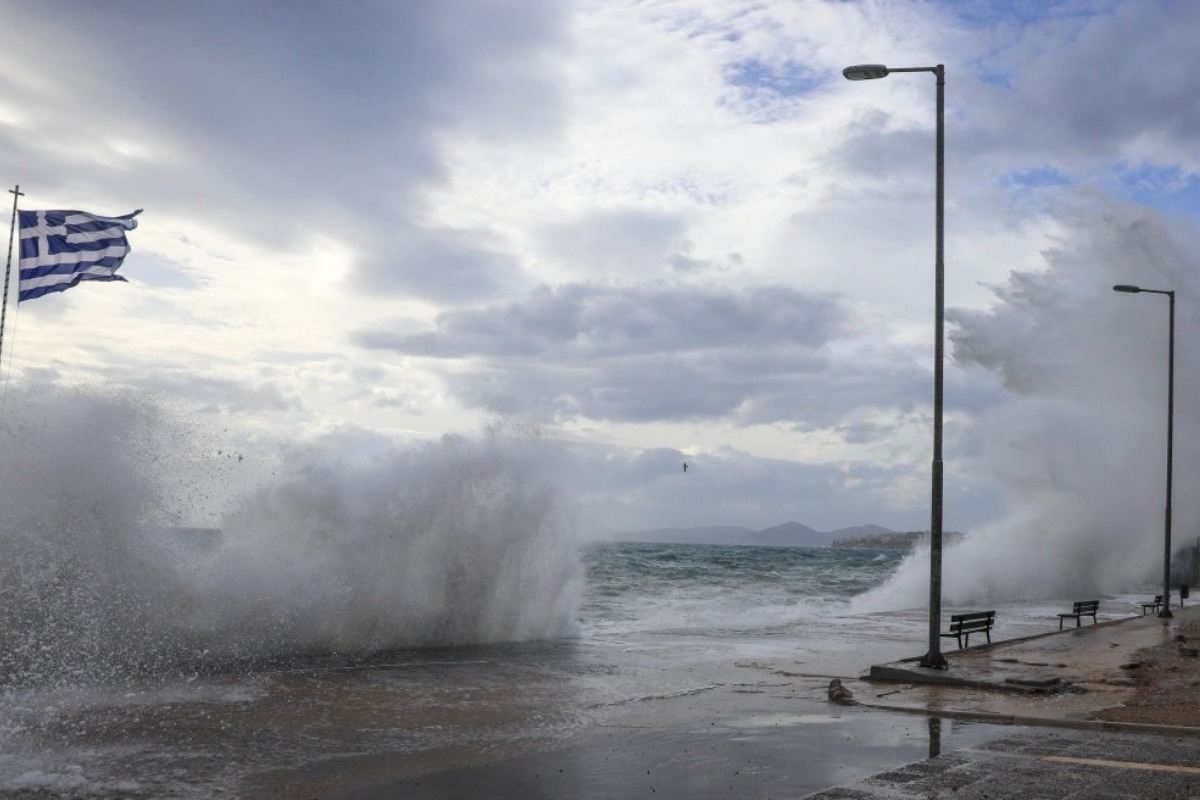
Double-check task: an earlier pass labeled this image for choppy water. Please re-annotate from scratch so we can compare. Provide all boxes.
[0,387,1162,797]
[0,536,1156,798]
[583,542,906,635]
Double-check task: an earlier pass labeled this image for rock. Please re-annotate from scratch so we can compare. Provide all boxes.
[827,678,857,705]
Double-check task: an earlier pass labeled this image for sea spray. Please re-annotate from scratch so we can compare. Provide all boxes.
[195,426,582,655]
[856,199,1200,610]
[0,385,581,690]
[0,384,185,688]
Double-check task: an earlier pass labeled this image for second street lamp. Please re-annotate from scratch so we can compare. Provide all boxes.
[1113,284,1175,619]
[844,62,948,669]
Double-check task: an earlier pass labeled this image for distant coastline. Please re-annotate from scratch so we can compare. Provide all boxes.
[833,530,966,550]
[596,523,964,551]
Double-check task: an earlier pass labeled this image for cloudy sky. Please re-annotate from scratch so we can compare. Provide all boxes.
[2,0,1199,538]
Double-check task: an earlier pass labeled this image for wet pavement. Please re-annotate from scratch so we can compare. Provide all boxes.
[857,601,1200,734]
[806,727,1200,799]
[803,603,1200,798]
[332,694,1018,800]
[327,605,1200,799]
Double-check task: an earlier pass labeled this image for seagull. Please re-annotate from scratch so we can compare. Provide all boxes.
[682,462,689,474]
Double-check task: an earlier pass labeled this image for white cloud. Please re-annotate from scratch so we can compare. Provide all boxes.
[0,0,1198,534]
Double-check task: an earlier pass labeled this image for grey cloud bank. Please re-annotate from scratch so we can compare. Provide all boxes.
[1,0,1198,540]
[355,282,848,423]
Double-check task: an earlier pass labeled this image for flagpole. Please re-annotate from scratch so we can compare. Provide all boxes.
[1,185,23,367]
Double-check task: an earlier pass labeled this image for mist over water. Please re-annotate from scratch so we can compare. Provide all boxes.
[859,200,1200,610]
[204,426,581,654]
[5,202,1196,688]
[0,388,580,690]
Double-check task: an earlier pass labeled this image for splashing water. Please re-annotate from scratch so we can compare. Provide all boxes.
[0,386,581,690]
[200,428,582,655]
[858,198,1200,610]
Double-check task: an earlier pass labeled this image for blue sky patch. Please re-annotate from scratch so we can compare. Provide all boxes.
[999,167,1072,213]
[1006,167,1071,190]
[725,59,822,98]
[1110,163,1200,214]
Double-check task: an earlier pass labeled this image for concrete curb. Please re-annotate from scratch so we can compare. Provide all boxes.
[859,701,1200,738]
[865,663,1064,692]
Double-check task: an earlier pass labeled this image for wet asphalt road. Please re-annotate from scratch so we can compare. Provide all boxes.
[808,727,1200,799]
[329,700,1013,800]
[329,717,1200,800]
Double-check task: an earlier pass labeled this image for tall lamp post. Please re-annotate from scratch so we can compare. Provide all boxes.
[1113,284,1175,619]
[844,63,947,669]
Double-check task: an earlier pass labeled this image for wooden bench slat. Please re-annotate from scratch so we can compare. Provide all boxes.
[939,610,995,649]
[1142,592,1161,618]
[1057,599,1099,630]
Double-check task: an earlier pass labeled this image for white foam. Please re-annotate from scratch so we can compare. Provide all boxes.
[858,200,1200,609]
[0,386,583,690]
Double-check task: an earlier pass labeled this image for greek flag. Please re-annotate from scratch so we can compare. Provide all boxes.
[17,209,141,302]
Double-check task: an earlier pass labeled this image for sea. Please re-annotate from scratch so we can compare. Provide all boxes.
[0,537,1150,799]
[0,399,1159,797]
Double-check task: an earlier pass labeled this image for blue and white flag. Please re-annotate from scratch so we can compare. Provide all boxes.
[17,209,141,302]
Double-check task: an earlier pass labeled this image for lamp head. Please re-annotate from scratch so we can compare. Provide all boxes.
[1113,285,1143,293]
[843,64,890,81]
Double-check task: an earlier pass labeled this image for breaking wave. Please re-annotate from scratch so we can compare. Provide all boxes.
[0,386,580,689]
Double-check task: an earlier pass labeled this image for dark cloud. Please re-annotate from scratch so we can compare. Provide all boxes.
[354,282,872,423]
[0,1,567,296]
[359,282,843,357]
[832,3,1200,220]
[941,1,1200,192]
[998,2,1200,150]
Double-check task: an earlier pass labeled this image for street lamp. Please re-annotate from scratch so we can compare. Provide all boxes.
[1113,283,1175,619]
[844,63,947,669]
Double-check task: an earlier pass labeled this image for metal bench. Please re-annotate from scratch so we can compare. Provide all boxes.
[939,610,995,649]
[1058,599,1099,629]
[1141,595,1163,615]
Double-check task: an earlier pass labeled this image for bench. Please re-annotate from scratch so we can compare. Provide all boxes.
[1058,600,1099,629]
[1141,595,1163,615]
[940,610,995,649]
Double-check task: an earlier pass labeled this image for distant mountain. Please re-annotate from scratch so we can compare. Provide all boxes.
[600,522,898,549]
[749,522,830,548]
[828,523,893,540]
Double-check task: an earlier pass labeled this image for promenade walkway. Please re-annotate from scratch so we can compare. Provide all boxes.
[859,601,1200,733]
[331,605,1200,799]
[806,603,1200,798]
